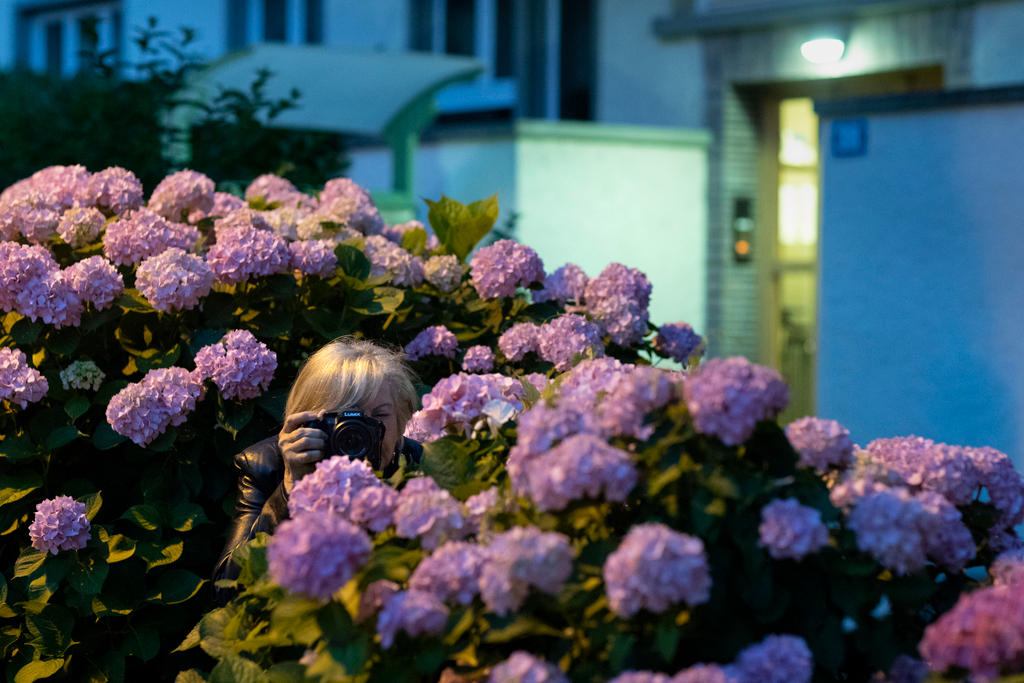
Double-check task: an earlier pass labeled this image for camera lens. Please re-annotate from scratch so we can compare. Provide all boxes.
[332,423,371,458]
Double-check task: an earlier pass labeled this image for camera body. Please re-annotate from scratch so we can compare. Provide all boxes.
[306,410,385,468]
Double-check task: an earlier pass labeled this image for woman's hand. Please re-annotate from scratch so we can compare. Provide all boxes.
[279,411,328,495]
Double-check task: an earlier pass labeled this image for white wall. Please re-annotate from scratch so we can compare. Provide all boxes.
[972,1,1024,86]
[818,101,1024,460]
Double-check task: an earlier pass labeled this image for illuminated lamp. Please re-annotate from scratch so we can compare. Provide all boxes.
[800,37,846,65]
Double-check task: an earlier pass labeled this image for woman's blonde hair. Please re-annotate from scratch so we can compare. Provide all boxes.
[284,337,419,430]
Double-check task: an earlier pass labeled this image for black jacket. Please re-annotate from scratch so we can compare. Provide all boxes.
[212,436,423,603]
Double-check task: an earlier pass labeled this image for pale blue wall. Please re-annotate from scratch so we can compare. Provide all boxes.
[818,101,1024,461]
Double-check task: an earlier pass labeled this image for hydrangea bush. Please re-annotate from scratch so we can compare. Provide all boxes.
[2,167,1023,683]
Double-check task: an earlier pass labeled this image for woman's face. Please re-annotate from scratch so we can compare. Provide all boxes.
[358,384,400,468]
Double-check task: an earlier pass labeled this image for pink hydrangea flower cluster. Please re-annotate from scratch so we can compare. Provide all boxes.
[735,635,813,683]
[288,455,382,517]
[203,191,247,221]
[28,495,90,555]
[289,239,338,278]
[403,372,525,442]
[424,254,464,292]
[194,330,277,400]
[0,242,83,327]
[404,325,458,361]
[462,345,495,373]
[608,673,672,683]
[147,169,215,221]
[533,263,589,304]
[510,433,637,511]
[380,219,424,244]
[267,513,372,600]
[684,357,789,446]
[362,235,424,286]
[653,322,704,364]
[785,417,855,472]
[465,486,502,532]
[488,652,568,683]
[356,579,401,622]
[57,206,106,247]
[206,218,291,285]
[409,540,487,605]
[0,347,48,408]
[603,523,711,618]
[584,263,652,346]
[105,367,203,445]
[469,239,545,299]
[918,583,1024,681]
[498,322,540,361]
[245,174,310,208]
[478,525,575,615]
[350,485,400,533]
[990,549,1024,586]
[0,165,91,243]
[319,177,385,235]
[376,589,450,649]
[537,313,605,371]
[135,248,213,312]
[102,209,199,266]
[64,256,124,311]
[758,498,830,561]
[394,477,467,549]
[883,656,928,683]
[88,166,144,216]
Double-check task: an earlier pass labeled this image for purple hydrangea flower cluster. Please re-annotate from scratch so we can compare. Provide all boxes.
[288,239,338,278]
[785,417,855,472]
[63,256,124,311]
[28,495,90,554]
[462,345,495,373]
[410,540,487,605]
[865,437,981,506]
[965,446,1024,529]
[0,166,91,243]
[20,270,83,328]
[533,263,589,304]
[511,433,637,511]
[584,263,652,346]
[465,486,501,533]
[102,209,199,266]
[424,254,464,292]
[356,579,401,622]
[363,235,424,286]
[135,248,213,312]
[394,477,467,549]
[918,583,1024,681]
[596,364,682,439]
[498,322,540,361]
[351,485,400,533]
[404,372,525,442]
[0,242,84,327]
[194,330,277,400]
[147,169,215,221]
[319,177,385,235]
[488,651,568,683]
[479,526,575,615]
[883,655,928,683]
[990,549,1024,586]
[537,313,605,371]
[735,635,813,683]
[509,404,601,475]
[653,322,704,364]
[57,206,106,248]
[206,191,247,219]
[267,513,372,600]
[59,359,105,392]
[245,174,309,208]
[105,367,203,446]
[206,219,291,285]
[376,589,450,648]
[404,325,458,361]
[671,664,738,683]
[288,455,382,517]
[603,523,711,618]
[469,239,545,299]
[380,219,425,244]
[608,673,672,683]
[0,347,49,408]
[87,166,144,216]
[684,357,789,446]
[758,498,830,561]
[557,357,627,407]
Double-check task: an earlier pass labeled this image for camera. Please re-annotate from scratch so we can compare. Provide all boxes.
[306,410,385,468]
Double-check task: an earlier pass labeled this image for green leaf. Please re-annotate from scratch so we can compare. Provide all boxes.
[425,194,499,261]
[482,615,564,643]
[203,292,238,328]
[25,609,73,658]
[0,471,43,507]
[174,623,201,653]
[210,654,269,683]
[217,400,253,438]
[0,434,37,462]
[175,670,207,683]
[170,502,209,532]
[10,318,43,345]
[655,620,680,662]
[14,548,48,578]
[336,244,371,281]
[98,529,136,563]
[302,307,351,340]
[120,504,161,531]
[45,328,80,356]
[44,426,80,451]
[157,569,205,604]
[115,289,154,313]
[91,421,127,450]
[400,227,428,255]
[124,622,160,662]
[420,437,476,492]
[265,273,298,300]
[67,555,109,596]
[64,396,90,421]
[13,659,64,683]
[81,492,102,521]
[136,539,184,571]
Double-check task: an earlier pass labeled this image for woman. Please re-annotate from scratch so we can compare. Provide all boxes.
[213,337,422,598]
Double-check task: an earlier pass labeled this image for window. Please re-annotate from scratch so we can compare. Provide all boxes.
[225,0,323,50]
[19,2,121,77]
[264,0,287,42]
[45,21,62,76]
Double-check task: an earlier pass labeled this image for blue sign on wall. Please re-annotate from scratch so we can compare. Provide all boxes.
[831,118,868,158]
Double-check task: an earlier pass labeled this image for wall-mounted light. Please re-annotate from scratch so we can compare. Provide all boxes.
[800,37,846,64]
